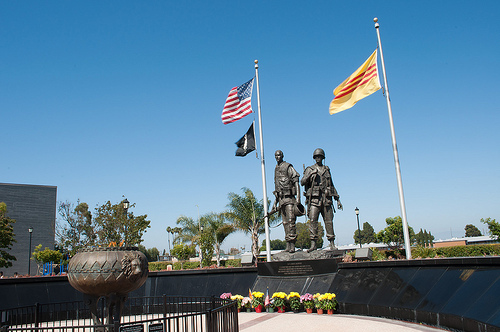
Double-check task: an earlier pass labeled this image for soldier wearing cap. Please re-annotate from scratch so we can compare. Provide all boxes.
[301,148,343,252]
[271,150,302,253]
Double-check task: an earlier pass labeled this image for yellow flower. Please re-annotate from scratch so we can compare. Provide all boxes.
[231,295,244,300]
[287,292,300,299]
[252,291,264,298]
[272,292,287,299]
[313,293,321,299]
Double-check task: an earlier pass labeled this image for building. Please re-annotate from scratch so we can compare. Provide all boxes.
[433,235,499,248]
[0,183,57,276]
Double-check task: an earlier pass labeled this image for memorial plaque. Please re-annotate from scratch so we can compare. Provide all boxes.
[120,324,144,332]
[149,323,164,332]
[258,259,338,276]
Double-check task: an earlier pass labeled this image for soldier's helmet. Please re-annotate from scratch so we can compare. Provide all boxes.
[313,148,325,159]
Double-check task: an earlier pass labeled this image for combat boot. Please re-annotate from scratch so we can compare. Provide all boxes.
[307,240,317,253]
[283,241,290,252]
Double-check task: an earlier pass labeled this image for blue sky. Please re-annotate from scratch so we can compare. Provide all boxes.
[2,1,499,254]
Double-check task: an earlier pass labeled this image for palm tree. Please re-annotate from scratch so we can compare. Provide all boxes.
[202,212,235,267]
[225,187,277,264]
[172,227,182,245]
[175,216,200,245]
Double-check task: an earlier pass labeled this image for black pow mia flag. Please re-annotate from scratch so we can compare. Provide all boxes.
[235,123,256,157]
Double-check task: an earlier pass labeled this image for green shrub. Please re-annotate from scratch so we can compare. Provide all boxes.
[412,245,438,258]
[371,248,386,261]
[436,244,500,257]
[149,261,173,271]
[173,261,200,270]
[225,259,241,267]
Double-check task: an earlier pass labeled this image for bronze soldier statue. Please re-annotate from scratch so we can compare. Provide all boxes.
[301,148,343,252]
[270,150,302,253]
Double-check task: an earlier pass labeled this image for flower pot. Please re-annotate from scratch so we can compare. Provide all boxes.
[277,306,286,313]
[327,309,334,315]
[317,309,324,315]
[246,308,251,312]
[293,309,300,313]
[306,308,313,314]
[268,307,274,313]
[255,305,263,313]
[237,308,241,313]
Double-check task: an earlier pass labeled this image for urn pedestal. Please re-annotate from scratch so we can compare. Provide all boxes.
[68,247,148,329]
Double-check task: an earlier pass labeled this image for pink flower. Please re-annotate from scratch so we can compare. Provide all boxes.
[300,293,314,303]
[220,292,232,299]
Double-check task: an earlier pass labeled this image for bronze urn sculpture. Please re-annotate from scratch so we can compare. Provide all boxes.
[68,246,148,328]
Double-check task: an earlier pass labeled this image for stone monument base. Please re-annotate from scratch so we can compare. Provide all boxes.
[253,250,344,294]
[272,249,343,262]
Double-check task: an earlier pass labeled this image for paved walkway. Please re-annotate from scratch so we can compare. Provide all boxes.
[238,312,446,332]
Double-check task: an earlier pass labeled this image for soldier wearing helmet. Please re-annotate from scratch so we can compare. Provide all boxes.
[301,148,343,252]
[271,150,302,253]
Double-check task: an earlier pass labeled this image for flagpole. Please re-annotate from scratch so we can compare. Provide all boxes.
[254,60,271,262]
[374,18,412,259]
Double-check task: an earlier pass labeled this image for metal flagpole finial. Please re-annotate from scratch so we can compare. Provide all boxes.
[374,17,379,28]
[254,59,258,68]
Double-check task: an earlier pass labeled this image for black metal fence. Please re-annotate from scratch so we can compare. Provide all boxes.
[1,295,238,332]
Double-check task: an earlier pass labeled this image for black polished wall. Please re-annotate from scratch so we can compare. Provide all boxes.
[334,257,500,332]
[2,258,499,331]
[0,267,258,310]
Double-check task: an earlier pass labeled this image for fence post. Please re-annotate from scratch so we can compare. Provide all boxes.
[34,302,40,331]
[162,294,167,319]
[206,309,212,332]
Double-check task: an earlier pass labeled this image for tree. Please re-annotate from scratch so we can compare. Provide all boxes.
[296,222,324,249]
[354,222,377,244]
[176,216,200,245]
[415,229,435,247]
[361,222,377,243]
[32,244,63,274]
[261,239,286,251]
[94,200,150,246]
[32,244,63,264]
[170,244,196,268]
[481,218,500,239]
[0,202,16,268]
[199,227,215,267]
[465,224,482,237]
[225,187,278,264]
[138,245,160,262]
[56,201,95,254]
[377,216,415,253]
[202,212,235,267]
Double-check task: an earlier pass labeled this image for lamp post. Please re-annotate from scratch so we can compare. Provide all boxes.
[166,227,172,254]
[28,227,33,275]
[355,207,361,248]
[200,224,204,268]
[196,205,203,268]
[123,198,130,246]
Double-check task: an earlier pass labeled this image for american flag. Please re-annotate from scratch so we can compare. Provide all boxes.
[264,287,270,307]
[221,78,254,124]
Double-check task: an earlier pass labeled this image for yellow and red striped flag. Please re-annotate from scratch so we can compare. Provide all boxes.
[329,50,381,115]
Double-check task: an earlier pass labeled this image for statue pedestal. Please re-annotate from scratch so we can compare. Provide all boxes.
[254,250,343,294]
[271,249,343,262]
